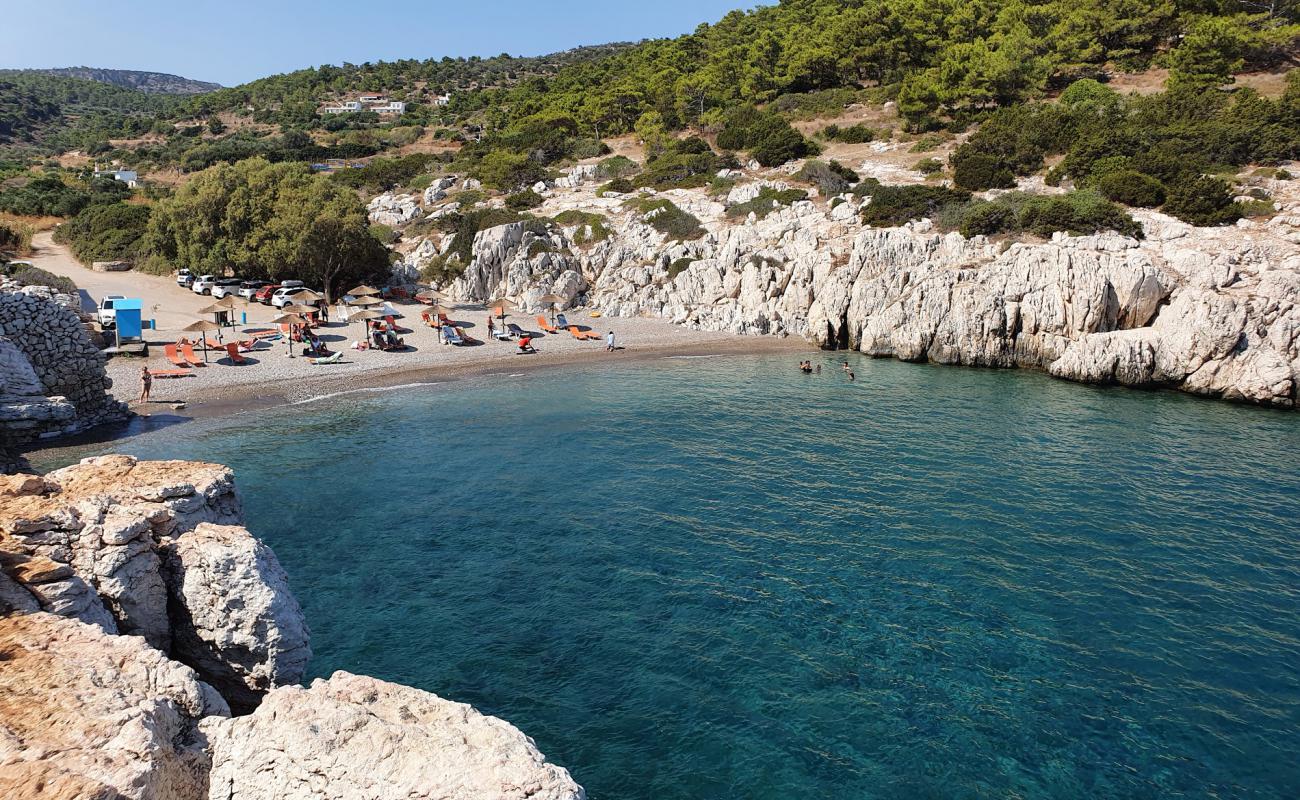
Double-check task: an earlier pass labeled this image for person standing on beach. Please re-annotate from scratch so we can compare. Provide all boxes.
[138,366,152,403]
[606,330,616,351]
[487,316,495,339]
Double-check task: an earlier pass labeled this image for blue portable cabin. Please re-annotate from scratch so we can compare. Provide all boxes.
[114,298,144,347]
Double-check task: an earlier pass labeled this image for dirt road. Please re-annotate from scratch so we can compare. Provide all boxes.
[24,232,281,335]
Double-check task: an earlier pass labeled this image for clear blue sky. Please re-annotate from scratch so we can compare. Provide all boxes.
[4,0,752,86]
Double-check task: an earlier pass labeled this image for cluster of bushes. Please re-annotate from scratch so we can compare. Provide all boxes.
[820,123,874,143]
[914,158,944,176]
[9,264,76,294]
[716,106,818,167]
[0,173,131,217]
[594,155,638,179]
[599,177,635,194]
[855,179,1140,238]
[505,189,544,210]
[794,159,859,195]
[628,197,704,240]
[551,209,610,244]
[53,202,151,263]
[770,89,864,120]
[633,137,733,190]
[331,153,441,191]
[948,78,1300,225]
[725,186,809,220]
[950,191,1142,239]
[856,180,971,227]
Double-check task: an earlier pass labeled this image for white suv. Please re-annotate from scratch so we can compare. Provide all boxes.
[210,278,243,299]
[97,295,125,328]
[191,275,217,294]
[270,287,311,308]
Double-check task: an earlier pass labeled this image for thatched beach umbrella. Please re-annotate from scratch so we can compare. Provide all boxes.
[348,284,380,297]
[269,313,304,358]
[347,295,383,307]
[290,289,324,302]
[282,303,317,317]
[181,319,222,361]
[539,293,564,326]
[214,294,239,308]
[348,308,384,344]
[414,288,443,303]
[487,297,513,333]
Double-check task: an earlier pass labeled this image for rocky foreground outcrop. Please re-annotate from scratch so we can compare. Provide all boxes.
[0,288,130,472]
[403,167,1299,408]
[0,456,583,799]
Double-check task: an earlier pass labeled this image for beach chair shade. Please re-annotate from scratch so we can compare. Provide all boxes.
[347,284,380,296]
[347,295,383,306]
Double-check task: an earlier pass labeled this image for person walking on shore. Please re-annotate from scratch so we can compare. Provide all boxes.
[606,330,616,351]
[138,366,152,404]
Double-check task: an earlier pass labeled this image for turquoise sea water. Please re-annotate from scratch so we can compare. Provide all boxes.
[37,354,1300,799]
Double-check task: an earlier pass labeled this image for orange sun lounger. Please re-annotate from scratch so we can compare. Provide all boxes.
[224,342,248,364]
[180,342,208,367]
[536,316,559,334]
[148,368,192,378]
[163,343,190,369]
[566,326,601,341]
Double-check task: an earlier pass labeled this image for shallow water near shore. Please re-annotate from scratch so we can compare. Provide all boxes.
[34,354,1300,799]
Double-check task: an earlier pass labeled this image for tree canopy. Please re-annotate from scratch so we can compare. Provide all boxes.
[143,158,388,300]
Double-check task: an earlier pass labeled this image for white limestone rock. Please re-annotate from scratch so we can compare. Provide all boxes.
[162,522,311,712]
[204,671,584,800]
[0,612,228,800]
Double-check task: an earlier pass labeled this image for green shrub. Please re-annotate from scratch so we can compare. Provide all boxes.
[909,133,947,152]
[453,188,485,207]
[860,183,971,226]
[1162,175,1243,226]
[11,265,76,294]
[368,223,399,245]
[770,89,861,119]
[1096,170,1166,207]
[435,207,523,263]
[667,257,697,279]
[136,254,173,276]
[1015,191,1143,238]
[952,151,1015,190]
[822,123,874,143]
[53,202,151,263]
[553,209,611,244]
[526,239,554,257]
[419,254,465,284]
[958,202,1017,236]
[595,155,638,179]
[717,107,818,166]
[599,177,635,194]
[633,137,730,189]
[725,187,809,219]
[629,198,704,240]
[914,158,944,176]
[505,189,544,210]
[1239,199,1275,217]
[795,160,852,195]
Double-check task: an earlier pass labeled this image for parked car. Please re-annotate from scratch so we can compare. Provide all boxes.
[97,295,125,328]
[270,286,314,308]
[253,284,282,304]
[176,268,194,287]
[210,278,243,299]
[191,275,217,294]
[236,280,268,300]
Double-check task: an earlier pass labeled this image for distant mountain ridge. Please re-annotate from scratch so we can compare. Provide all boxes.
[5,67,221,94]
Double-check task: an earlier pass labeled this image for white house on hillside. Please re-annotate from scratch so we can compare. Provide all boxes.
[93,168,138,188]
[320,97,406,115]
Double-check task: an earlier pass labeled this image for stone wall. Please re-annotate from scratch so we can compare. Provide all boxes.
[0,289,129,471]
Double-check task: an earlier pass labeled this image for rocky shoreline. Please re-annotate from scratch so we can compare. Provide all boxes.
[388,165,1299,410]
[0,455,584,799]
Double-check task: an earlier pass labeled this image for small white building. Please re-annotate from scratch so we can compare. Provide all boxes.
[93,169,138,188]
[321,100,364,114]
[431,94,451,107]
[369,100,407,115]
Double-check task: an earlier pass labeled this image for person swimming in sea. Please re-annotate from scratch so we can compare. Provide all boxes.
[799,360,812,373]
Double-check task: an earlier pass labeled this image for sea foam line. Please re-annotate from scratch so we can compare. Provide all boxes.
[288,381,444,405]
[662,354,725,360]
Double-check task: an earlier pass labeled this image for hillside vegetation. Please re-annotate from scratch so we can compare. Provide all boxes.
[0,67,221,94]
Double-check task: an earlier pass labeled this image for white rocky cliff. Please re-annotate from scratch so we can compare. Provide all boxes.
[401,166,1299,408]
[0,457,584,800]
